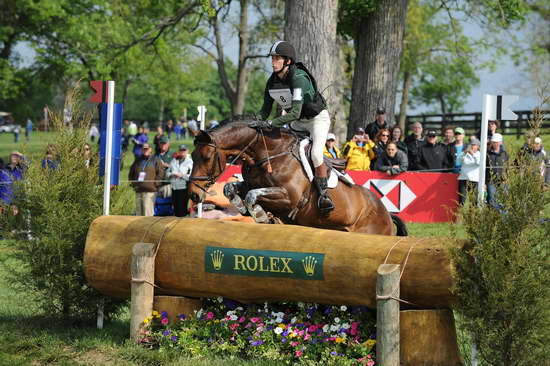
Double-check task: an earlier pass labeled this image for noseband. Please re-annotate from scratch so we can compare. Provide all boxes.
[189,132,260,194]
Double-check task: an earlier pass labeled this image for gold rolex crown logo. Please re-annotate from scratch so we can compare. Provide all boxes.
[211,250,224,270]
[302,256,317,276]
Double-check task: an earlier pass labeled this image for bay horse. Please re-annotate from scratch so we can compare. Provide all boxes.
[188,117,407,236]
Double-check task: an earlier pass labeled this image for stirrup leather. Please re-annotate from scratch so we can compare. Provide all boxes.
[314,177,335,214]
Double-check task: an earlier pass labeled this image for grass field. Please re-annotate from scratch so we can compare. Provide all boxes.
[0,130,548,365]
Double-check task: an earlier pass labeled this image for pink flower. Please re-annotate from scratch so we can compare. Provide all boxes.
[295,350,303,357]
[350,328,358,336]
[304,334,311,341]
[250,317,261,323]
[229,323,240,331]
[291,341,298,347]
[308,325,317,332]
[206,312,214,320]
[239,316,246,323]
[161,317,169,325]
[367,360,375,366]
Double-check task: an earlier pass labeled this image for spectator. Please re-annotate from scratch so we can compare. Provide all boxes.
[375,142,408,176]
[188,119,199,137]
[323,133,342,159]
[13,124,20,143]
[390,126,407,154]
[41,145,59,170]
[0,158,10,205]
[167,144,193,217]
[528,137,549,189]
[128,143,164,216]
[0,153,25,205]
[127,120,138,137]
[365,107,389,140]
[174,121,183,141]
[182,120,189,139]
[417,130,454,172]
[442,126,455,145]
[342,128,376,171]
[372,128,391,169]
[477,120,505,150]
[89,123,99,143]
[121,127,130,152]
[405,122,424,171]
[155,136,173,214]
[132,126,148,160]
[25,118,33,142]
[486,133,508,211]
[452,127,467,173]
[458,138,481,205]
[156,136,172,165]
[165,120,174,138]
[153,126,165,155]
[82,143,93,168]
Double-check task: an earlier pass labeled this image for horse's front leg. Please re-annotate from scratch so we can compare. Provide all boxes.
[244,187,292,224]
[223,181,248,215]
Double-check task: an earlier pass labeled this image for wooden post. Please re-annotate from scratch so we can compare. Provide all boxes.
[130,243,156,342]
[376,264,400,366]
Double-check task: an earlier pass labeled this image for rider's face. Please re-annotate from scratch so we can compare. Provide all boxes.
[271,55,286,73]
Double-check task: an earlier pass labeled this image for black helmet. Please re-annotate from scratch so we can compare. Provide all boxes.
[268,41,296,63]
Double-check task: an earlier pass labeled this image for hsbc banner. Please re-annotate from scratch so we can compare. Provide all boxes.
[218,166,459,223]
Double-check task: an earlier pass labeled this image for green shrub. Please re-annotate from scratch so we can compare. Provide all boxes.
[0,87,133,322]
[451,143,550,365]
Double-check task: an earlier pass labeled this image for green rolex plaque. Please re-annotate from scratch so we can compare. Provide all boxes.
[205,246,325,280]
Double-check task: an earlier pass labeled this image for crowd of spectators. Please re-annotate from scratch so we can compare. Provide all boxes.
[323,107,549,208]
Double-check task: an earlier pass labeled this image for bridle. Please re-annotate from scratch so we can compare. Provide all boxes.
[189,132,260,194]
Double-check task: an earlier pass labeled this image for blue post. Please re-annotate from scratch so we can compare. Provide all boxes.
[99,102,123,185]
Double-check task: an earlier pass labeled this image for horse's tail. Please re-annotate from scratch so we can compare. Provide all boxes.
[391,214,408,236]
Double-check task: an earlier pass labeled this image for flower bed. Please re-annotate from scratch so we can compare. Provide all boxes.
[140,298,377,365]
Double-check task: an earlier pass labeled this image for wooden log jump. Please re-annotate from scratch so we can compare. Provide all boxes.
[84,215,459,308]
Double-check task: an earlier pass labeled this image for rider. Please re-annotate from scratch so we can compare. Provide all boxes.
[252,41,334,214]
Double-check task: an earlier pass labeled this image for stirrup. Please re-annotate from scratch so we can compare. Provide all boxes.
[317,195,335,215]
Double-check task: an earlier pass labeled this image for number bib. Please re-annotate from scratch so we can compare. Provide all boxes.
[269,88,293,109]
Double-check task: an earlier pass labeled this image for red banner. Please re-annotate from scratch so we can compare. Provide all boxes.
[218,166,458,223]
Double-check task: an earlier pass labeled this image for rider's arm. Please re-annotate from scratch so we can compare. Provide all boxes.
[271,72,310,126]
[271,100,303,127]
[259,84,274,120]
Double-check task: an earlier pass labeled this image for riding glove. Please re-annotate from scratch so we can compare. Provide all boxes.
[249,120,272,129]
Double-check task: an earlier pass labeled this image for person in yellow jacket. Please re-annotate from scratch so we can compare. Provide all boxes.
[323,133,342,159]
[342,128,376,171]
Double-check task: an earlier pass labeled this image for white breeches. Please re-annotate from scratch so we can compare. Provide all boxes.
[290,109,330,168]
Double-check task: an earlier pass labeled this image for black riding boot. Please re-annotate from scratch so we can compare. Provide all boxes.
[314,177,335,215]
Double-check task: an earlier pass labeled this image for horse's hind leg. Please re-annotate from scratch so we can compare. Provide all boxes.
[223,182,248,215]
[244,187,291,224]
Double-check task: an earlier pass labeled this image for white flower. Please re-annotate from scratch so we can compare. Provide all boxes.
[274,327,283,335]
[322,324,330,332]
[330,325,339,332]
[236,307,243,311]
[334,317,340,323]
[196,309,203,319]
[275,317,283,323]
[226,310,234,316]
[291,316,297,324]
[340,305,347,311]
[217,296,223,303]
[229,314,238,321]
[297,302,305,308]
[341,323,350,329]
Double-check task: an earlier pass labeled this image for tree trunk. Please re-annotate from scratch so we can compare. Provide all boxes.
[331,36,350,142]
[398,70,412,133]
[438,95,447,116]
[284,0,339,107]
[122,79,132,107]
[348,0,408,139]
[158,97,164,123]
[235,0,250,115]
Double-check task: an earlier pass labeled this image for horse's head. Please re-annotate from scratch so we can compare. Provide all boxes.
[188,119,260,203]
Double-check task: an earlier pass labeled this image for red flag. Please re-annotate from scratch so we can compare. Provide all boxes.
[89,80,108,103]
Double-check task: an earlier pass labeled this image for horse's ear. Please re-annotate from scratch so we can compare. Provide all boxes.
[194,130,212,145]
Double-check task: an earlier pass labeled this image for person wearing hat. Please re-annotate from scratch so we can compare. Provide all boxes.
[458,137,481,204]
[156,135,172,165]
[486,133,508,210]
[451,127,467,173]
[167,144,194,217]
[417,130,454,172]
[128,143,165,216]
[365,107,389,141]
[342,128,376,171]
[405,121,424,171]
[323,133,342,159]
[252,40,333,214]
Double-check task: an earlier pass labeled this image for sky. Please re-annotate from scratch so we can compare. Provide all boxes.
[13,9,546,116]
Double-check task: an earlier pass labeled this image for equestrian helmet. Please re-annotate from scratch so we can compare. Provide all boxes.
[268,41,296,63]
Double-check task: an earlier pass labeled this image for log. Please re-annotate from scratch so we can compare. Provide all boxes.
[376,264,400,366]
[130,243,155,342]
[84,216,459,308]
[400,309,463,366]
[153,296,202,324]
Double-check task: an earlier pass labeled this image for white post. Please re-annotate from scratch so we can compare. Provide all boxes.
[98,80,115,329]
[43,106,49,132]
[477,94,492,205]
[103,81,115,216]
[196,105,207,218]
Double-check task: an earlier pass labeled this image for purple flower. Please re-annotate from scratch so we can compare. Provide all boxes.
[281,337,287,343]
[171,335,178,342]
[178,314,186,320]
[162,330,171,336]
[208,338,213,343]
[282,330,289,337]
[161,311,168,318]
[266,325,273,331]
[251,340,264,346]
[324,307,332,315]
[331,351,338,355]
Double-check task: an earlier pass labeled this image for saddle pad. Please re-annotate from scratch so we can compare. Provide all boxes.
[299,139,354,188]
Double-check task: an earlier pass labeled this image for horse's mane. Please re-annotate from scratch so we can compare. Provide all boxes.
[208,114,259,131]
